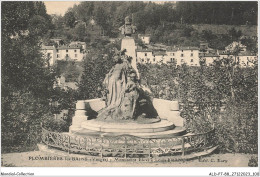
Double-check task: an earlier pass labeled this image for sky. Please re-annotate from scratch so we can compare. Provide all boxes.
[44,1,80,16]
[44,1,176,16]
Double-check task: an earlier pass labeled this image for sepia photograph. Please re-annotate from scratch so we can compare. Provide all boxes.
[1,0,259,176]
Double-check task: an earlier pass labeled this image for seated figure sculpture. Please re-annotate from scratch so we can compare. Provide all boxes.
[120,70,139,120]
[97,49,158,121]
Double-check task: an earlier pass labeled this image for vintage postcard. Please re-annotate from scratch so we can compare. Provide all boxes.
[1,1,259,176]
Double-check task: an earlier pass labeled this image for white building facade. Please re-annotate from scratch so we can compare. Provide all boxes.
[136,49,153,64]
[136,47,200,66]
[41,42,85,66]
[56,44,84,62]
[237,51,257,67]
[174,47,200,66]
[139,35,150,44]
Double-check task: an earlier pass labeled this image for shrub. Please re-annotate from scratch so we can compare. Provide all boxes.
[42,116,70,132]
[248,156,258,167]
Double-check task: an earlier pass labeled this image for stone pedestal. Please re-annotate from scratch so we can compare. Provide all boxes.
[70,100,88,132]
[153,98,184,127]
[121,37,139,78]
[69,98,185,137]
[69,99,106,133]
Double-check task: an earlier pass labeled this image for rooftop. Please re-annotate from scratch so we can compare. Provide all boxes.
[238,51,256,56]
[166,46,199,51]
[57,44,81,50]
[136,49,153,52]
[41,45,55,50]
[153,50,166,56]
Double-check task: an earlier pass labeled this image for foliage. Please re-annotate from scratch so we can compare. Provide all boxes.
[42,117,70,132]
[52,1,257,43]
[138,60,257,154]
[77,43,117,99]
[64,11,76,28]
[175,1,257,25]
[72,22,86,41]
[1,92,50,152]
[50,2,256,49]
[56,60,83,82]
[248,156,258,167]
[1,2,58,152]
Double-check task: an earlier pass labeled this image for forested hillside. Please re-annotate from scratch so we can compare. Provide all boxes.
[49,1,257,50]
[63,1,257,36]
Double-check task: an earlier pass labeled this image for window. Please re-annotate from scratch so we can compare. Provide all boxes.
[147,58,150,62]
[145,53,147,56]
[191,59,193,62]
[47,53,51,57]
[182,50,183,52]
[191,53,193,57]
[66,54,69,57]
[66,50,68,52]
[141,59,144,62]
[75,54,77,57]
[74,50,77,52]
[57,54,60,58]
[153,58,155,62]
[173,53,175,56]
[181,54,184,57]
[191,50,193,52]
[56,49,59,52]
[181,59,184,63]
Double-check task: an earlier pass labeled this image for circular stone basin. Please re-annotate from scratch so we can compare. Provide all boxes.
[92,117,161,124]
[81,119,175,133]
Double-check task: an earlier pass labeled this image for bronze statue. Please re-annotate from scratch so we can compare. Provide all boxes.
[97,49,158,121]
[119,16,137,37]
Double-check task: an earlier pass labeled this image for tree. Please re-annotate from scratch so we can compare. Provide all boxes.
[1,1,57,152]
[72,23,86,41]
[228,27,242,41]
[64,11,76,28]
[77,43,116,99]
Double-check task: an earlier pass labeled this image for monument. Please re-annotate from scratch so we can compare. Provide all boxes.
[120,16,139,78]
[68,16,186,138]
[39,16,217,160]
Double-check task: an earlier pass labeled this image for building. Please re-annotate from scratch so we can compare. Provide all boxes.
[174,47,200,66]
[56,44,84,62]
[41,45,56,66]
[136,46,200,66]
[217,50,257,67]
[139,35,150,44]
[136,49,153,64]
[50,38,64,46]
[153,50,167,64]
[136,41,257,67]
[69,41,87,51]
[237,51,257,67]
[165,47,177,64]
[218,50,234,59]
[41,42,85,66]
[199,53,220,66]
